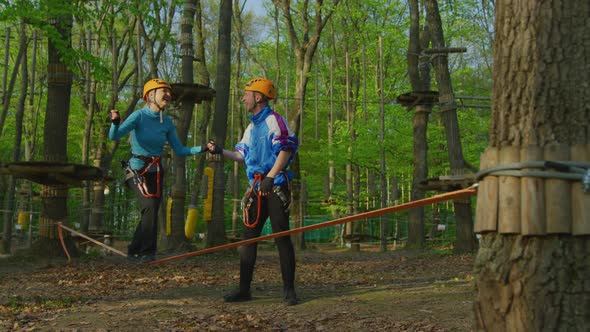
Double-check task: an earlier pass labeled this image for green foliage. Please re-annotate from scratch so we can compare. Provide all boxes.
[0,0,494,247]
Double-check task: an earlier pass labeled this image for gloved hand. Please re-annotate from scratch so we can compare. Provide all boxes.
[259,176,274,196]
[207,140,223,154]
[110,110,121,125]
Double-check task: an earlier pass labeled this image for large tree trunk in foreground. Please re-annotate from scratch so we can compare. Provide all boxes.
[474,1,590,330]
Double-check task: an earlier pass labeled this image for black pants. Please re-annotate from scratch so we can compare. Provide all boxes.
[126,171,162,257]
[239,186,296,293]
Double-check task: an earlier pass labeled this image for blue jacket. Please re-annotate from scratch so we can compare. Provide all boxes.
[235,106,298,186]
[109,107,202,171]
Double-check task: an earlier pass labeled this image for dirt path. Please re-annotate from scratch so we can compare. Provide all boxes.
[1,246,475,331]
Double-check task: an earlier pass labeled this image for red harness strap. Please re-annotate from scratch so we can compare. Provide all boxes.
[243,173,263,229]
[135,156,161,198]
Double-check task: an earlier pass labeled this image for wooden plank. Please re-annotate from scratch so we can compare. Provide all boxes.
[498,146,521,234]
[545,144,571,233]
[571,144,590,235]
[520,146,546,235]
[475,147,499,232]
[8,163,75,174]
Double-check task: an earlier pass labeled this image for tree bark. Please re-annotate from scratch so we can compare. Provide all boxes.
[168,0,198,252]
[0,27,26,137]
[35,10,75,256]
[474,1,590,329]
[189,0,212,213]
[0,22,28,254]
[207,0,232,248]
[406,0,430,247]
[425,0,476,253]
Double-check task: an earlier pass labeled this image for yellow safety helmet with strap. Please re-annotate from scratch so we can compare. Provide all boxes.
[244,78,275,100]
[143,78,172,101]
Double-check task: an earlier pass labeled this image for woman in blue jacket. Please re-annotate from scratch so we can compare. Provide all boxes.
[109,78,205,263]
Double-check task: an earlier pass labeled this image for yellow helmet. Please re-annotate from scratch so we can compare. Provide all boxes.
[143,78,172,101]
[244,78,275,100]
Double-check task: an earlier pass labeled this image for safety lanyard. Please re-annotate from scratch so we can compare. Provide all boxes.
[243,173,264,229]
[135,156,161,198]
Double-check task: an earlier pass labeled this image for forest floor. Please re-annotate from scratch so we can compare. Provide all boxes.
[0,242,475,331]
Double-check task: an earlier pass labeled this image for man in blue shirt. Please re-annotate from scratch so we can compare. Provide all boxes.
[208,78,299,305]
[109,78,205,263]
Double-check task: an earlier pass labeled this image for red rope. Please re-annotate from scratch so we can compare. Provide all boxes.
[57,222,128,262]
[243,173,263,229]
[57,222,71,264]
[150,186,478,265]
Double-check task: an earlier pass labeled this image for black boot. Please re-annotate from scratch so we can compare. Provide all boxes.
[283,287,298,306]
[223,289,252,302]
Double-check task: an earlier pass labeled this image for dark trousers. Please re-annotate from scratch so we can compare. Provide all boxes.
[126,171,162,257]
[239,186,296,293]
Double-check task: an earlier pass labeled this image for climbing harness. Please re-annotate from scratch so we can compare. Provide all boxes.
[121,155,162,198]
[241,172,291,229]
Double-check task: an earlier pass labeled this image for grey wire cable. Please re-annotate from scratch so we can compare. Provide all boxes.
[475,160,590,192]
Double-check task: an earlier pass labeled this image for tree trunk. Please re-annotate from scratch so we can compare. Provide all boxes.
[272,0,339,250]
[0,27,25,137]
[231,0,246,234]
[168,0,198,252]
[406,0,430,247]
[188,0,211,234]
[0,22,28,254]
[35,11,75,256]
[474,1,590,329]
[81,31,96,234]
[207,0,231,248]
[425,0,476,253]
[408,106,429,247]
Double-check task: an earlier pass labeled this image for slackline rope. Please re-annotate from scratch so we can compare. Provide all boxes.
[149,185,478,265]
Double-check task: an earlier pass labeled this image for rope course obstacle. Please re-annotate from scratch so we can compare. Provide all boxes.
[148,186,478,265]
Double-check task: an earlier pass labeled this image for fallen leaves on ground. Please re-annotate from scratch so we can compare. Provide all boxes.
[0,246,474,331]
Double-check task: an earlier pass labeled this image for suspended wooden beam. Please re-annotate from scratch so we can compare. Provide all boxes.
[423,47,467,54]
[170,83,215,104]
[0,161,107,186]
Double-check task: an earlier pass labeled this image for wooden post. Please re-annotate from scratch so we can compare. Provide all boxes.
[498,146,520,233]
[475,147,499,232]
[520,146,546,235]
[544,144,571,233]
[571,144,590,235]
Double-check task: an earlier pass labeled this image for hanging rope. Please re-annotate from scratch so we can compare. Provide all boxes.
[149,185,478,265]
[57,222,128,264]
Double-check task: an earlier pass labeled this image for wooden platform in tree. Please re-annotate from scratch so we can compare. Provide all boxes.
[0,161,107,186]
[417,174,476,192]
[396,90,439,108]
[170,83,216,103]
